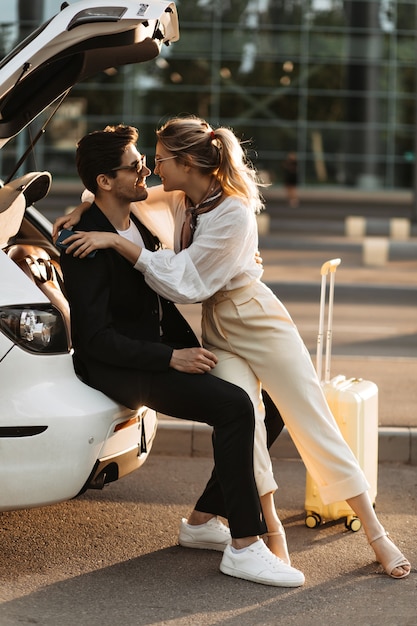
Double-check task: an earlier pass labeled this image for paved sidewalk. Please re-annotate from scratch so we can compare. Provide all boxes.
[153,417,417,465]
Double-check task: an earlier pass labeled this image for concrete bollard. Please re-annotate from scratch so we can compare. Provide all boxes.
[256,212,270,236]
[390,218,410,240]
[345,215,366,237]
[363,237,389,266]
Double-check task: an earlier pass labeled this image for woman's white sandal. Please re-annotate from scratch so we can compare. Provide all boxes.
[369,532,411,579]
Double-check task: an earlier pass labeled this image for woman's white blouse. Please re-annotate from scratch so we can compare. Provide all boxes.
[133,186,263,304]
[82,185,263,305]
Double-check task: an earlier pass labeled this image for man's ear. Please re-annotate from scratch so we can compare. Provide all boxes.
[96,173,113,191]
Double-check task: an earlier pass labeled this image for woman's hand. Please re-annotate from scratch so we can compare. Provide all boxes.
[254,249,263,267]
[59,231,118,258]
[52,202,91,241]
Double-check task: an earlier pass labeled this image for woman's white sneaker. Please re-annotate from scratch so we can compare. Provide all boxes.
[178,517,231,551]
[220,539,305,587]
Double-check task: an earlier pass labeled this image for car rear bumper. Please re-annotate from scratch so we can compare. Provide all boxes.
[81,407,158,492]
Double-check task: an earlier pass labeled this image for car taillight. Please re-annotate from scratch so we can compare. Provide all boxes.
[0,304,69,354]
[113,416,139,432]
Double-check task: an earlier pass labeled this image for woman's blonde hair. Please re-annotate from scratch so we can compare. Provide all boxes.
[156,116,265,213]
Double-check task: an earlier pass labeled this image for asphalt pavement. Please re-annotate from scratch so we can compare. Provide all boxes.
[1,456,415,625]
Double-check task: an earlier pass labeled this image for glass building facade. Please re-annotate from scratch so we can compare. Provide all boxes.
[0,0,416,191]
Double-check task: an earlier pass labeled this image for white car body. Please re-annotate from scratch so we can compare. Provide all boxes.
[0,0,179,512]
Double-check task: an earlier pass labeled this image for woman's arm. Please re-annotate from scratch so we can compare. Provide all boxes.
[135,199,260,304]
[58,229,143,263]
[52,201,92,240]
[52,185,176,247]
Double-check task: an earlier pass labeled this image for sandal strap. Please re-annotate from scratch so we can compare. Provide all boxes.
[369,531,388,547]
[369,532,410,578]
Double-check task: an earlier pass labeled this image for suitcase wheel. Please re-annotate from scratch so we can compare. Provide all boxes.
[345,516,362,532]
[305,512,321,528]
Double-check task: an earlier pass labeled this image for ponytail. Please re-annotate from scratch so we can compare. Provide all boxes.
[156,116,265,213]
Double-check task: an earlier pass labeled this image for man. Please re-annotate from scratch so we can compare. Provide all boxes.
[59,125,304,587]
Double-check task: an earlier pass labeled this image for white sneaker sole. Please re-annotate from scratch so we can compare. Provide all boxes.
[219,562,305,587]
[179,538,229,551]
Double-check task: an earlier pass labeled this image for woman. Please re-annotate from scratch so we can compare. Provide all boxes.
[54,118,410,578]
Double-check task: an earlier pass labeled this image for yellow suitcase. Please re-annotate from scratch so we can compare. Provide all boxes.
[304,259,378,532]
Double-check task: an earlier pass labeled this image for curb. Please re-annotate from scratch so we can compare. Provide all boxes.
[259,232,417,258]
[152,420,417,466]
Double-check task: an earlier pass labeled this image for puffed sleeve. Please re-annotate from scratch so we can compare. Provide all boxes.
[134,199,257,304]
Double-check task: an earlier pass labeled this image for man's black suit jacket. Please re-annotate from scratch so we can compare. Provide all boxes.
[60,202,199,407]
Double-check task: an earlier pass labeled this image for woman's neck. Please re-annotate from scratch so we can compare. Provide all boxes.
[186,175,216,207]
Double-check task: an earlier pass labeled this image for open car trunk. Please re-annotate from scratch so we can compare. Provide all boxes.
[0,0,178,148]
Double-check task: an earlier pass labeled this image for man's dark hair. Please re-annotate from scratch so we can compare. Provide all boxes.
[76,124,139,194]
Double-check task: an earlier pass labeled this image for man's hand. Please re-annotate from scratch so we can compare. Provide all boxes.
[170,347,218,374]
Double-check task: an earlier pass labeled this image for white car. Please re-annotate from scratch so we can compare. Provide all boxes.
[0,0,179,512]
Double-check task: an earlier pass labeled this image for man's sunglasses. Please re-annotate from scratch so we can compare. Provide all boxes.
[111,155,146,173]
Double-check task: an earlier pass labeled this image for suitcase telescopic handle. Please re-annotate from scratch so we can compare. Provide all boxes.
[317,258,341,383]
[320,258,341,276]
